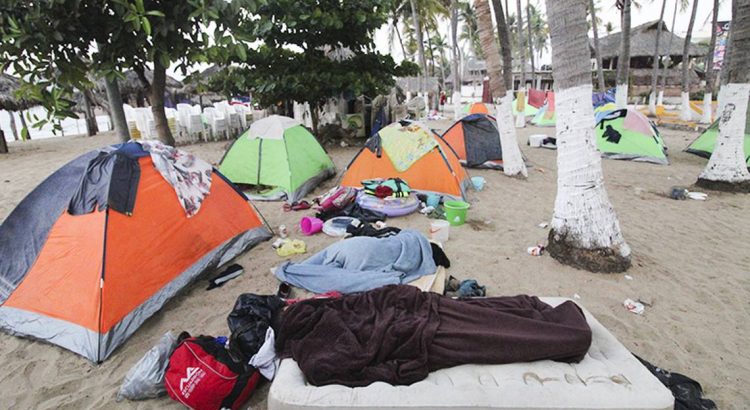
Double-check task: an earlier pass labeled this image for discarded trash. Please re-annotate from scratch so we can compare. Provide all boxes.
[538,222,549,228]
[537,168,546,174]
[116,332,178,401]
[624,298,645,315]
[374,221,388,229]
[276,239,307,257]
[573,294,581,300]
[419,206,435,215]
[527,245,545,256]
[624,274,633,280]
[272,238,285,249]
[278,224,288,239]
[687,191,707,200]
[206,264,244,290]
[471,176,486,191]
[669,186,689,200]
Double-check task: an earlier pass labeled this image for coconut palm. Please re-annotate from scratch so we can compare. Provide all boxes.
[408,0,429,93]
[696,0,750,192]
[491,0,514,90]
[527,4,549,67]
[657,0,689,105]
[648,0,668,116]
[701,0,720,124]
[526,0,537,88]
[544,0,631,272]
[450,0,461,94]
[679,0,699,120]
[589,0,606,91]
[459,3,483,58]
[514,0,527,128]
[473,0,528,177]
[615,0,632,108]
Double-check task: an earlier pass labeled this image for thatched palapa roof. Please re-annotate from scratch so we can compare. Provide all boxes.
[591,20,707,60]
[0,73,33,111]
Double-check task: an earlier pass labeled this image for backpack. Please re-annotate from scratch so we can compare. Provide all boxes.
[165,333,260,410]
[315,186,358,213]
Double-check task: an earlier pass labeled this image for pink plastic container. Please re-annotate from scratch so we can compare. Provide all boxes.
[300,216,324,235]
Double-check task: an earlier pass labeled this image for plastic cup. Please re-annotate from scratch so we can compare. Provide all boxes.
[426,193,441,208]
[300,216,323,235]
[429,220,450,243]
[471,176,485,191]
[443,200,470,226]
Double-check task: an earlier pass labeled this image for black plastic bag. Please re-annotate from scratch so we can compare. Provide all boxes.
[227,294,285,360]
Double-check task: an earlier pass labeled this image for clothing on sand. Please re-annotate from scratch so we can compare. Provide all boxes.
[274,230,436,294]
[275,285,592,387]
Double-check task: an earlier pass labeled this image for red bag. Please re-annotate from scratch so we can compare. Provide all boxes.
[165,335,260,410]
[315,186,357,213]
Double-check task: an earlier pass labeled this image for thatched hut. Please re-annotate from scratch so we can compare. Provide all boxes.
[115,69,183,107]
[591,20,708,96]
[0,74,35,150]
[180,65,228,105]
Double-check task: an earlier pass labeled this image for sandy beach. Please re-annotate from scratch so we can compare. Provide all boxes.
[0,121,748,409]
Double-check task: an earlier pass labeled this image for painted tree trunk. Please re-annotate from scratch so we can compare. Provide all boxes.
[451,0,461,92]
[475,0,527,177]
[454,88,463,120]
[491,0,514,90]
[409,0,428,93]
[649,0,667,116]
[514,0,527,129]
[701,0,720,124]
[679,0,699,121]
[589,0,606,91]
[7,111,19,141]
[615,0,631,108]
[658,0,679,105]
[104,77,130,142]
[696,0,750,192]
[150,60,176,146]
[545,0,631,272]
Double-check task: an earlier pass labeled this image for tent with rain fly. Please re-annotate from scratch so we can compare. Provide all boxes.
[442,113,507,169]
[531,92,556,126]
[341,121,471,200]
[219,115,336,203]
[463,102,491,115]
[595,108,668,164]
[686,120,750,167]
[0,142,271,362]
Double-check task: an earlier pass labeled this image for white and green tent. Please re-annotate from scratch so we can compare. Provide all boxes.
[219,115,336,203]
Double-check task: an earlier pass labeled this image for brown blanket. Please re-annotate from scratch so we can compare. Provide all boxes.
[276,285,591,387]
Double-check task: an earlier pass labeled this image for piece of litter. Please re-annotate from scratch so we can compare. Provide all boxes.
[687,191,707,201]
[573,294,581,300]
[536,168,546,174]
[623,298,645,315]
[537,222,549,228]
[624,274,633,280]
[526,245,545,256]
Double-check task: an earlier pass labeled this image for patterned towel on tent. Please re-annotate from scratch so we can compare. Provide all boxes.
[544,92,556,119]
[379,124,438,172]
[138,140,212,217]
[528,88,546,108]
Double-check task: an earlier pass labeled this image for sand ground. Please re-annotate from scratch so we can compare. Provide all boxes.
[0,120,748,409]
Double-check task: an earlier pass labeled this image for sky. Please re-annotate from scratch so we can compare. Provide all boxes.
[370,0,730,67]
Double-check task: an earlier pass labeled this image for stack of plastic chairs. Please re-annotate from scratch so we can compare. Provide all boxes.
[122,104,141,139]
[203,106,228,141]
[187,105,205,142]
[165,108,182,144]
[175,103,193,138]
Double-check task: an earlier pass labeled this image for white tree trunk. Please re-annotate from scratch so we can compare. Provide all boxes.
[494,95,528,177]
[699,83,750,183]
[700,93,713,124]
[454,88,463,120]
[615,84,628,108]
[680,91,692,121]
[656,90,664,106]
[648,92,657,116]
[515,88,526,128]
[551,85,630,256]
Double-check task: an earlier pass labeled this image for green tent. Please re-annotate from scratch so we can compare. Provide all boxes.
[512,97,540,117]
[219,115,336,203]
[531,103,556,126]
[595,108,668,165]
[686,120,750,167]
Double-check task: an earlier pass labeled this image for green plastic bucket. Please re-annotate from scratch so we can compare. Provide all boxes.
[444,200,470,226]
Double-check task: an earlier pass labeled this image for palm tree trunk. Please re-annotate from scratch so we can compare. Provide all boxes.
[427,30,436,77]
[544,0,631,272]
[474,0,527,178]
[514,0,527,128]
[491,0,514,90]
[679,0,699,121]
[526,1,536,89]
[615,0,631,108]
[150,60,176,146]
[648,0,667,116]
[394,17,408,61]
[696,0,750,192]
[7,110,19,141]
[700,0,720,124]
[658,0,679,105]
[589,0,606,91]
[409,0,429,94]
[451,0,461,93]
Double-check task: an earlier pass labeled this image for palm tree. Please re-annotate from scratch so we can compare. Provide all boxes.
[514,0,527,128]
[544,0,631,272]
[473,0,528,177]
[648,0,668,116]
[696,0,750,192]
[679,0,699,121]
[459,3,483,58]
[491,0,514,90]
[615,0,632,108]
[526,1,536,88]
[408,0,429,94]
[700,0,720,124]
[589,0,606,91]
[657,0,686,105]
[450,0,461,92]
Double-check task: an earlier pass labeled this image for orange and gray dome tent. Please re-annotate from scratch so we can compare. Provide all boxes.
[442,113,506,169]
[340,121,471,200]
[0,142,271,362]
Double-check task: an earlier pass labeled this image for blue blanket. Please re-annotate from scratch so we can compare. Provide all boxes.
[275,230,436,294]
